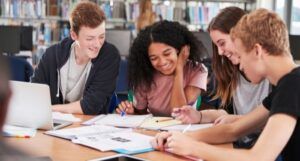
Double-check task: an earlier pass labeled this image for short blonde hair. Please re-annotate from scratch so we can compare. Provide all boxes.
[231,8,290,56]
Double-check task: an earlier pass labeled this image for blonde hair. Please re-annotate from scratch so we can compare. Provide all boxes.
[231,8,290,56]
[136,0,156,31]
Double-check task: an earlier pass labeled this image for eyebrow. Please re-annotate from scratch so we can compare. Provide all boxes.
[86,33,105,38]
[149,48,172,57]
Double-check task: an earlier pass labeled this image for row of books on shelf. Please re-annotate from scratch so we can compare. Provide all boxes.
[0,0,78,19]
[1,0,246,26]
[100,1,245,25]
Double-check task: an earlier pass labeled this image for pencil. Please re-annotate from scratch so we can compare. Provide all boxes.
[182,124,191,133]
[156,118,173,122]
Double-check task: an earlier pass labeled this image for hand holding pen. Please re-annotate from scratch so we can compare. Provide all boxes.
[115,100,134,116]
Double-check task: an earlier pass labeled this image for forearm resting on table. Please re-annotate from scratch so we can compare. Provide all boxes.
[52,101,83,114]
[187,123,238,144]
[201,109,228,123]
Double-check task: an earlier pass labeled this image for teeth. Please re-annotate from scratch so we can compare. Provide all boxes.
[161,64,170,70]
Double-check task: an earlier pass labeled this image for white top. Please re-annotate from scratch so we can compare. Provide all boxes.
[233,73,270,115]
[60,42,91,103]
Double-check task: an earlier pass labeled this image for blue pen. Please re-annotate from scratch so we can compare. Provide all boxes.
[120,107,127,117]
[119,96,128,117]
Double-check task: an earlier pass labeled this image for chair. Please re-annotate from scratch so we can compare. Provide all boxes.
[7,56,33,82]
[115,58,129,101]
[108,92,120,113]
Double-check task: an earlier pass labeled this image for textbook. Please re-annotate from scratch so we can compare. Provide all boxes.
[72,131,154,154]
[82,114,182,130]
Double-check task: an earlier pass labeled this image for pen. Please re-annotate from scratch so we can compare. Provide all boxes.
[120,90,134,116]
[156,118,173,123]
[120,107,127,117]
[128,90,134,103]
[182,124,191,133]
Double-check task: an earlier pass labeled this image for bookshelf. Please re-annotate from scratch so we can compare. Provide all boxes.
[0,0,255,56]
[97,0,256,30]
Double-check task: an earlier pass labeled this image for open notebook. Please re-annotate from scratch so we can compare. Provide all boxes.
[82,114,182,130]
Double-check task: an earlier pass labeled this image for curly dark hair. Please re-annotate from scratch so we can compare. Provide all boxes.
[128,20,207,91]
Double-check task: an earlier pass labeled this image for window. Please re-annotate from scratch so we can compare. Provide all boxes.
[291,0,300,35]
[275,0,285,21]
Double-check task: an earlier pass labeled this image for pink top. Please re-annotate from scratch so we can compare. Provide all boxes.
[134,62,208,116]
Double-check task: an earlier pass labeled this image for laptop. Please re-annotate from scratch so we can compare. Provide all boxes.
[5,81,72,130]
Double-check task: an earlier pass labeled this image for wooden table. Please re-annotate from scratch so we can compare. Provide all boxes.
[5,115,231,161]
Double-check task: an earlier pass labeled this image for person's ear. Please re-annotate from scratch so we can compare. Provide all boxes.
[254,43,263,58]
[70,30,78,41]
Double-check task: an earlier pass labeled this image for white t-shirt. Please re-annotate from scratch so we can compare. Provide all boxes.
[60,42,91,103]
[233,73,270,115]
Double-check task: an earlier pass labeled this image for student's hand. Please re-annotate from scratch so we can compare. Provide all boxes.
[165,131,198,156]
[52,104,69,113]
[151,131,172,151]
[176,45,190,72]
[214,114,241,125]
[115,100,134,115]
[172,106,200,124]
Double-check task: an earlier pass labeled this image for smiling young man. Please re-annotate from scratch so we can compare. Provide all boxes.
[31,2,120,115]
[152,9,299,161]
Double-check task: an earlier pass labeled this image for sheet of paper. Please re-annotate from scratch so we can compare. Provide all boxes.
[139,117,182,130]
[81,115,106,125]
[3,125,37,137]
[160,123,213,132]
[45,125,130,140]
[52,112,81,122]
[90,114,152,128]
[72,131,154,152]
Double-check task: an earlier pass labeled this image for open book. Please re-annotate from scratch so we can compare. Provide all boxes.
[82,114,213,132]
[45,125,129,140]
[82,114,182,130]
[72,131,154,154]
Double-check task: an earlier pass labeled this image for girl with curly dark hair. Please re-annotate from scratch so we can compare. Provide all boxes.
[116,20,208,116]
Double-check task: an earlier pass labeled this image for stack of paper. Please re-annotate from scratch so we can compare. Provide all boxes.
[3,125,37,138]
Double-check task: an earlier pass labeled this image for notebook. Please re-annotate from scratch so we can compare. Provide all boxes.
[82,114,152,128]
[82,114,182,130]
[5,81,72,130]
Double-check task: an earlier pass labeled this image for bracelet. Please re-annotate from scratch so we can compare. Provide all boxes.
[199,111,202,124]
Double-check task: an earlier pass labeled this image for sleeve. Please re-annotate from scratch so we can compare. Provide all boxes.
[133,88,148,111]
[262,90,274,111]
[25,60,33,82]
[30,48,51,84]
[80,44,121,115]
[269,75,300,117]
[186,63,208,91]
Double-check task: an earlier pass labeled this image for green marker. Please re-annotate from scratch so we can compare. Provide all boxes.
[128,90,134,103]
